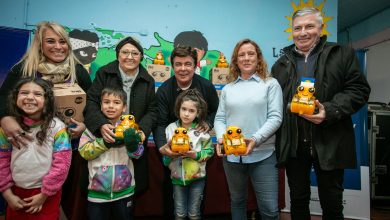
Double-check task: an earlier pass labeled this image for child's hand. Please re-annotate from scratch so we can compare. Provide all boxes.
[2,188,26,210]
[159,140,181,158]
[181,150,197,159]
[68,118,86,139]
[23,193,48,214]
[124,128,141,152]
[195,121,210,133]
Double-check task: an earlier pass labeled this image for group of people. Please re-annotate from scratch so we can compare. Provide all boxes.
[0,7,370,220]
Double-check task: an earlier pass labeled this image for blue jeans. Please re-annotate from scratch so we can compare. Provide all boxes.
[173,179,205,220]
[223,152,279,220]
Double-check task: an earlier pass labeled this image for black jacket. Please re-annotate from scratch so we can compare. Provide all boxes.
[271,36,370,170]
[84,60,157,193]
[153,74,219,149]
[0,62,91,118]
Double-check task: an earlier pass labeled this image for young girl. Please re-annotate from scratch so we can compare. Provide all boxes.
[0,77,72,220]
[159,89,214,220]
[78,87,144,220]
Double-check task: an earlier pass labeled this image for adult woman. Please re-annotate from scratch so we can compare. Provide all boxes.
[214,39,283,220]
[0,21,92,220]
[0,21,92,143]
[84,36,157,200]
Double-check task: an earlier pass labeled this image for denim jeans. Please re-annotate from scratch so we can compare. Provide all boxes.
[173,179,205,220]
[223,152,279,220]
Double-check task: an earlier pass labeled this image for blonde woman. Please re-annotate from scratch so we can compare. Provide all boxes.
[0,21,91,146]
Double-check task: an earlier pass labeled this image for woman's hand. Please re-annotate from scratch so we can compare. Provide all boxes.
[243,138,255,156]
[100,124,116,143]
[159,140,181,158]
[215,138,225,157]
[68,118,86,139]
[24,193,48,214]
[0,116,33,148]
[2,188,26,210]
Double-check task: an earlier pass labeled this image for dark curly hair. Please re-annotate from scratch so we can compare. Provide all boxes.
[8,77,56,145]
[174,89,207,125]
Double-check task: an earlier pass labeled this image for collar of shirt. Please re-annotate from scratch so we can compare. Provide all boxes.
[233,73,260,84]
[119,66,139,84]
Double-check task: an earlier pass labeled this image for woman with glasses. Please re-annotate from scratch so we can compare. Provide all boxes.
[84,36,157,208]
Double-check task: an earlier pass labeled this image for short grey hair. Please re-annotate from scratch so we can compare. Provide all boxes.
[292,7,323,25]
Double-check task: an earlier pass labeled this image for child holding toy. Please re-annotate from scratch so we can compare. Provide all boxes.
[0,77,72,220]
[78,87,143,220]
[159,89,214,220]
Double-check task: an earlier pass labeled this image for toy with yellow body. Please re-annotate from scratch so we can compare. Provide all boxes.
[153,50,165,65]
[290,81,316,115]
[222,126,247,156]
[171,127,190,153]
[114,115,144,141]
[216,52,229,68]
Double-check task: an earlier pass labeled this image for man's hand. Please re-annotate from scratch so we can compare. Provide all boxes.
[300,100,326,124]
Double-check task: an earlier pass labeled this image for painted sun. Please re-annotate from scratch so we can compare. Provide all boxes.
[284,0,333,40]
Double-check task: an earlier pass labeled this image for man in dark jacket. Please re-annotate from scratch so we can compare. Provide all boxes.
[271,7,370,220]
[154,45,219,219]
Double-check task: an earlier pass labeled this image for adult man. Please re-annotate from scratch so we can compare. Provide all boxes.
[272,7,370,220]
[154,45,219,219]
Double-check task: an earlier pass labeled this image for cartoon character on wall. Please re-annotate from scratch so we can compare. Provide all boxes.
[173,31,211,75]
[69,29,99,73]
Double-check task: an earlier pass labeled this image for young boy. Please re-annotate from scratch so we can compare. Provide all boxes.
[79,87,143,220]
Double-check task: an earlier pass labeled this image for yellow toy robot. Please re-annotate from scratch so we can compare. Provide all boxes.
[114,114,144,141]
[153,50,165,65]
[171,127,190,153]
[222,126,247,156]
[216,52,229,68]
[289,79,316,115]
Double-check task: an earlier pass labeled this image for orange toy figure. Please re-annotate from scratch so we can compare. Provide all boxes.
[289,79,316,115]
[222,126,247,156]
[153,50,165,65]
[171,127,190,153]
[216,52,229,68]
[114,114,144,141]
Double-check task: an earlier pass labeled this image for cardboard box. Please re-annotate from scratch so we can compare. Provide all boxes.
[211,67,230,85]
[146,64,171,83]
[53,83,86,123]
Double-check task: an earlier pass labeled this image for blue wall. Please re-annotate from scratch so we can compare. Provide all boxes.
[0,0,338,69]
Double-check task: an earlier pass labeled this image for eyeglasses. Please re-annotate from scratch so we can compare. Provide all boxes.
[120,50,141,58]
[18,90,45,98]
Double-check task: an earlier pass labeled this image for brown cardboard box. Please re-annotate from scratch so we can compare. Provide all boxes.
[211,67,230,85]
[53,83,86,123]
[146,64,171,83]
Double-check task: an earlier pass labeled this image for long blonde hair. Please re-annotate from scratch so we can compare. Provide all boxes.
[229,39,269,82]
[18,21,78,83]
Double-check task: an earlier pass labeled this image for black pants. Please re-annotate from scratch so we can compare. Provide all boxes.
[286,146,344,220]
[88,196,134,220]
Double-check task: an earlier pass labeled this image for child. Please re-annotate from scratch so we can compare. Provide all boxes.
[159,89,214,220]
[0,77,72,220]
[78,87,143,220]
